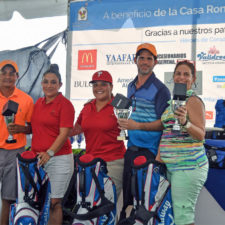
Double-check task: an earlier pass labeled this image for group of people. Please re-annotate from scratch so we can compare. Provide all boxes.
[0,42,208,225]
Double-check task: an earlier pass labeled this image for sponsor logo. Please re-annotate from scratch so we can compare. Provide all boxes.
[216,83,225,89]
[74,81,92,88]
[78,7,87,21]
[213,76,225,82]
[158,200,174,225]
[106,54,135,65]
[78,50,97,70]
[157,53,186,65]
[197,46,225,64]
[106,52,186,65]
[117,78,133,88]
[205,111,213,120]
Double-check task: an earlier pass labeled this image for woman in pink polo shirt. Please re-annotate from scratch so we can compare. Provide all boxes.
[71,70,126,199]
[31,64,75,225]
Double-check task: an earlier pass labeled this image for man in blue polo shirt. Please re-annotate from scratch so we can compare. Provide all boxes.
[118,43,171,220]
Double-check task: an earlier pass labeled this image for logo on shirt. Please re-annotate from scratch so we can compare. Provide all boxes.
[78,50,97,70]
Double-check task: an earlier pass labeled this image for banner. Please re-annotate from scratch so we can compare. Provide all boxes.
[69,0,225,127]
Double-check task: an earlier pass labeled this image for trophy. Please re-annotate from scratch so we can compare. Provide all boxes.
[2,100,19,143]
[76,133,84,149]
[113,107,132,140]
[171,83,187,132]
[111,93,132,141]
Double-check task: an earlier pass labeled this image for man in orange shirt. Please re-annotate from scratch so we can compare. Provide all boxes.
[0,60,34,225]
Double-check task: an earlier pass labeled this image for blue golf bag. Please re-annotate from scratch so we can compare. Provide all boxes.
[63,154,117,225]
[10,151,51,225]
[205,139,225,169]
[118,156,174,225]
[213,99,225,139]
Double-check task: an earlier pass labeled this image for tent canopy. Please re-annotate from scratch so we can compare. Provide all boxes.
[0,0,68,21]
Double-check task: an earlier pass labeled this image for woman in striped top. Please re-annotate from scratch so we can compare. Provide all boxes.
[156,60,208,225]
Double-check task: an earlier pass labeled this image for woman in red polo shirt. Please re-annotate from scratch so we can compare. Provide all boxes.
[31,64,75,225]
[71,70,126,199]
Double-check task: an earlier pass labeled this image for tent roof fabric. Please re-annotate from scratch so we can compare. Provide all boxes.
[0,0,68,21]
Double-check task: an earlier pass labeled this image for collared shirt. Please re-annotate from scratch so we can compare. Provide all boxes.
[127,72,171,155]
[0,87,34,149]
[31,93,75,156]
[77,98,126,162]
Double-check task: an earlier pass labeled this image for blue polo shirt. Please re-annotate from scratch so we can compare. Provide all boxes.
[127,72,170,155]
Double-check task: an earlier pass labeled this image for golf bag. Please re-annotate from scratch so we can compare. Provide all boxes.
[213,99,225,139]
[118,156,174,225]
[205,139,225,169]
[63,154,117,225]
[10,151,51,225]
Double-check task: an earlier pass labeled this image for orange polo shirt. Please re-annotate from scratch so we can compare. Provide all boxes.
[0,87,34,150]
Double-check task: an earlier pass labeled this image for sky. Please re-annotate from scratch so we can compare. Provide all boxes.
[0,12,67,93]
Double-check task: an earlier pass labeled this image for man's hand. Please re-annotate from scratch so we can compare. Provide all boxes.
[7,123,21,135]
[117,118,139,130]
[7,123,31,134]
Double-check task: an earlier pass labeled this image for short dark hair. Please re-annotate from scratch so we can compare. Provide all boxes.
[43,64,62,84]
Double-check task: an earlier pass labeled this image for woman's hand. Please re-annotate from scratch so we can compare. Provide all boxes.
[38,152,51,166]
[174,105,187,125]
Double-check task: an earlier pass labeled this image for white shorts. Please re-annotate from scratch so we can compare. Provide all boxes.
[44,153,74,199]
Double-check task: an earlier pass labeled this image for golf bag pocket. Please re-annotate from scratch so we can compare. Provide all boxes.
[10,151,51,225]
[205,139,225,169]
[10,202,39,225]
[64,153,117,225]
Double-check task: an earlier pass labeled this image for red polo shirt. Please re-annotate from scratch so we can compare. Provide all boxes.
[77,99,126,161]
[31,93,75,156]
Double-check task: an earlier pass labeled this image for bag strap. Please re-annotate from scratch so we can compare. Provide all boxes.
[68,165,114,223]
[20,163,42,210]
[205,143,225,151]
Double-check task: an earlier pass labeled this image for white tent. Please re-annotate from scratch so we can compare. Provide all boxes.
[0,0,68,21]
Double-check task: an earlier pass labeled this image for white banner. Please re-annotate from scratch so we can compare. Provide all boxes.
[69,0,225,127]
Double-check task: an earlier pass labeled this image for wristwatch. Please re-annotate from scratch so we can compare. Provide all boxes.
[182,120,191,129]
[47,149,55,157]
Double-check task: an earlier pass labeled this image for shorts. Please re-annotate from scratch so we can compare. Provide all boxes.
[0,147,25,200]
[167,163,209,225]
[44,153,74,199]
[107,158,124,199]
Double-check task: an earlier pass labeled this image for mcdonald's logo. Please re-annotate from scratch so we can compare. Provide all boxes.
[78,50,97,70]
[205,111,213,120]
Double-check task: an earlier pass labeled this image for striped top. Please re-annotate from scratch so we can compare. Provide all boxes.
[160,90,208,171]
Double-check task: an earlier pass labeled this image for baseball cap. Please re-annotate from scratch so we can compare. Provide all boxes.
[90,70,113,84]
[136,43,157,57]
[0,60,19,73]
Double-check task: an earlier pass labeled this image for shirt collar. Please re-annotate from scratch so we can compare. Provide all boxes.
[90,97,113,109]
[41,92,62,104]
[0,87,18,99]
[130,72,156,89]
